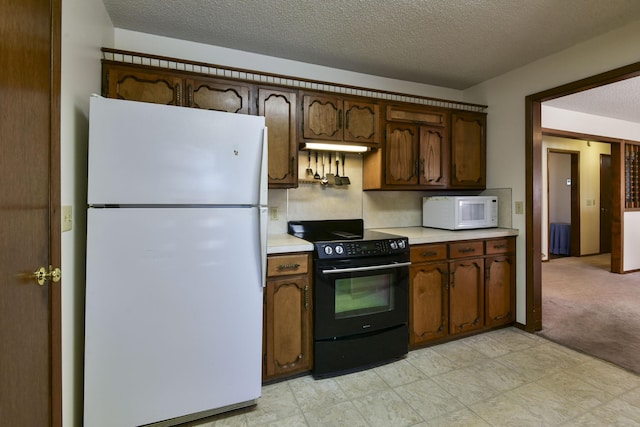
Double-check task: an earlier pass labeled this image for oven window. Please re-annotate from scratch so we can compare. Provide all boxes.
[334,272,395,319]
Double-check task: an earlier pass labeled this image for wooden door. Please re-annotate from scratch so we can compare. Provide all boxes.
[0,0,61,425]
[264,275,312,379]
[419,126,448,187]
[302,94,342,141]
[385,123,419,186]
[409,263,448,346]
[449,259,484,335]
[258,88,298,188]
[343,100,379,144]
[186,78,251,114]
[103,64,183,105]
[600,154,612,253]
[485,255,515,327]
[450,112,486,188]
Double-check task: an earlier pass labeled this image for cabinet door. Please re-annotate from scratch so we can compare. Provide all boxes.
[258,88,298,188]
[450,112,486,188]
[302,95,342,141]
[385,123,419,186]
[449,258,484,335]
[419,126,448,187]
[410,262,448,346]
[264,275,312,379]
[185,78,250,114]
[104,65,183,105]
[343,100,379,144]
[485,254,515,327]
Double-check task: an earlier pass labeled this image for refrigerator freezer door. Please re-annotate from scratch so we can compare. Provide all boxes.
[87,96,266,206]
[84,207,263,427]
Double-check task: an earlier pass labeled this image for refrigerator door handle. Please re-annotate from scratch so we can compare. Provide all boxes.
[259,128,268,207]
[259,207,268,287]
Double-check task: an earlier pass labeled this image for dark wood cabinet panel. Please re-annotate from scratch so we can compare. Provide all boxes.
[485,254,515,327]
[104,66,182,105]
[410,262,448,346]
[449,258,485,335]
[259,88,298,188]
[186,79,250,114]
[450,111,486,188]
[409,237,515,347]
[385,123,419,186]
[301,93,380,145]
[263,253,312,381]
[343,100,380,144]
[419,126,449,187]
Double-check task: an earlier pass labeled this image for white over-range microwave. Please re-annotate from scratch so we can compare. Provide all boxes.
[422,196,498,230]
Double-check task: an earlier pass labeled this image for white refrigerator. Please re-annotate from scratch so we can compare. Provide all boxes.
[84,96,268,427]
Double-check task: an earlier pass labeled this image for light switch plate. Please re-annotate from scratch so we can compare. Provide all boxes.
[62,205,72,232]
[515,201,524,215]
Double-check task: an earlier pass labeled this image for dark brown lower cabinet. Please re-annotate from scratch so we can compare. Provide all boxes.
[263,253,313,381]
[409,236,515,349]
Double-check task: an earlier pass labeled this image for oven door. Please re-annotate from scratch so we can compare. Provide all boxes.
[314,255,410,340]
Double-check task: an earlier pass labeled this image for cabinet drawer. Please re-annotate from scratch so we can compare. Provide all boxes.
[485,238,515,255]
[411,244,447,263]
[267,254,309,277]
[449,241,484,259]
[386,105,448,126]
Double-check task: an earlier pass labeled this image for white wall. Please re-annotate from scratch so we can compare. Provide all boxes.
[464,18,640,323]
[624,212,640,270]
[61,1,113,425]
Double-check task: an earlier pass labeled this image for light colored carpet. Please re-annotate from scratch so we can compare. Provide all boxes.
[540,254,640,374]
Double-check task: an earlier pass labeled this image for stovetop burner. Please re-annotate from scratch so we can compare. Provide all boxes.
[288,219,409,260]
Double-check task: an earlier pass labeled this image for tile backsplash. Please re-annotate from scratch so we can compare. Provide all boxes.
[267,151,512,234]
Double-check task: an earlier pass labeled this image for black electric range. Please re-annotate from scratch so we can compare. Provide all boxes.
[287,219,409,260]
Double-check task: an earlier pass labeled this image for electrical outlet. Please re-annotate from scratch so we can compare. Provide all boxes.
[270,207,279,221]
[62,205,72,232]
[515,201,524,215]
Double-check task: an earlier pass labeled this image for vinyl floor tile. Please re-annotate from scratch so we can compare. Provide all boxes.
[189,327,640,427]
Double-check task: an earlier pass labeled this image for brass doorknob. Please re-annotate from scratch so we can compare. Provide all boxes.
[33,266,61,286]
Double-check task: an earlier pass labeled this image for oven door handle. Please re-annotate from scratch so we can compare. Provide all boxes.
[321,261,411,274]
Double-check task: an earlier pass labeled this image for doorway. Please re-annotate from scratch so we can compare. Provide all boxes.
[547,149,580,259]
[526,63,640,331]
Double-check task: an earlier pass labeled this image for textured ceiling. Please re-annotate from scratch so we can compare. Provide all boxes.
[545,79,640,124]
[101,0,640,122]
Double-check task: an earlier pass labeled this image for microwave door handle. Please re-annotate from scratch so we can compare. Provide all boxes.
[321,261,411,275]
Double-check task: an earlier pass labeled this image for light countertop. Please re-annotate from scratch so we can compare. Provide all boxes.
[267,233,314,254]
[267,227,518,254]
[371,226,519,245]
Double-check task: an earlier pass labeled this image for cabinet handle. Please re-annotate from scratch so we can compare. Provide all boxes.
[460,248,476,253]
[277,263,300,271]
[493,312,511,321]
[338,109,343,129]
[450,271,455,288]
[493,244,507,249]
[188,84,193,106]
[421,251,438,257]
[291,156,296,177]
[420,159,425,175]
[304,284,309,310]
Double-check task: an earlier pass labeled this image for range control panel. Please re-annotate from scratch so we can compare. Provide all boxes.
[315,237,408,259]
